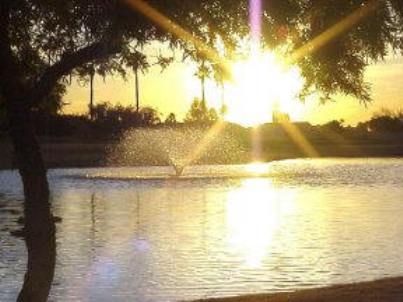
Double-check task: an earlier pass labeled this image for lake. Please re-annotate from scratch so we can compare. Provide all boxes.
[1,158,403,301]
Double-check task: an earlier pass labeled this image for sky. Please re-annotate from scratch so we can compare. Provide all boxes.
[63,52,403,126]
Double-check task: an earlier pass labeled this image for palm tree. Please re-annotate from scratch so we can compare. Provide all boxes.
[212,62,231,117]
[127,51,149,112]
[195,60,210,108]
[89,66,95,120]
[76,64,97,120]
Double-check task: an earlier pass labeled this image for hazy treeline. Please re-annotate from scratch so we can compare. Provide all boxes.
[0,98,220,139]
[0,101,402,141]
[1,103,403,170]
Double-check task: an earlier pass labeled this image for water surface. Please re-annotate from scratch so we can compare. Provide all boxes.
[1,158,403,301]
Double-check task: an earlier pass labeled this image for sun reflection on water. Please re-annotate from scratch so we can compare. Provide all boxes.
[226,178,295,267]
[245,162,270,175]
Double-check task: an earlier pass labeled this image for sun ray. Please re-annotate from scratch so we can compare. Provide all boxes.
[290,0,380,63]
[123,0,232,77]
[123,0,378,163]
[279,120,319,158]
[225,51,305,127]
[182,120,227,167]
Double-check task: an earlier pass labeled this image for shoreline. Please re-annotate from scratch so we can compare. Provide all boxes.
[1,140,403,170]
[193,277,403,302]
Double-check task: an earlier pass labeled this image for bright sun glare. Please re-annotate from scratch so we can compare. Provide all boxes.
[225,51,305,127]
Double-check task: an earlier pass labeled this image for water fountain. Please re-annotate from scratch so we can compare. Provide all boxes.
[108,125,248,177]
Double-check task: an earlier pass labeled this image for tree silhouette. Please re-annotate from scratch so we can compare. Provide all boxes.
[91,101,161,136]
[89,67,95,119]
[0,1,246,300]
[212,61,232,117]
[367,109,403,132]
[77,58,127,120]
[185,98,219,123]
[124,49,173,112]
[76,64,97,119]
[125,51,150,112]
[165,112,177,125]
[195,60,211,106]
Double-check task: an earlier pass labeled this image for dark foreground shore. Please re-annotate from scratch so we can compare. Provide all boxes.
[194,277,403,302]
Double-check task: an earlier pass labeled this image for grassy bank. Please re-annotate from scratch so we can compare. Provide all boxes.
[193,277,403,302]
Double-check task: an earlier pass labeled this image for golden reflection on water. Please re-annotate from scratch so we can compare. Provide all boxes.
[244,162,270,175]
[10,160,403,300]
[226,178,295,267]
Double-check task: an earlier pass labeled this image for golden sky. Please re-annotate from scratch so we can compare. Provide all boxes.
[63,54,403,126]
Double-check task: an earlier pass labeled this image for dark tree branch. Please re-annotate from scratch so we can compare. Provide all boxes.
[30,40,122,107]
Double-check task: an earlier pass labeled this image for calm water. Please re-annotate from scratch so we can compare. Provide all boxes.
[1,158,403,301]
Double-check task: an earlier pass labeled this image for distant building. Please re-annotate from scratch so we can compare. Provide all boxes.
[271,101,290,124]
[272,110,290,123]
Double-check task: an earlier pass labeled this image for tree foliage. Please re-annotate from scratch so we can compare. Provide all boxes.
[165,112,177,125]
[1,1,402,109]
[0,0,247,109]
[259,0,403,102]
[367,108,403,132]
[185,98,219,123]
[93,102,160,125]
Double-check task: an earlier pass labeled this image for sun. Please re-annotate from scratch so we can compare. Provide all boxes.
[224,51,305,127]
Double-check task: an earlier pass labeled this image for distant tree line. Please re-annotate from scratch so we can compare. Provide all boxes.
[0,97,223,139]
[1,100,402,140]
[362,109,403,133]
[319,109,403,135]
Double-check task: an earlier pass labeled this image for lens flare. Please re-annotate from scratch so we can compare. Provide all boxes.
[249,0,262,46]
[224,51,305,127]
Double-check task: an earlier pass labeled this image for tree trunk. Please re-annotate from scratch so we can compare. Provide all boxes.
[8,101,56,302]
[89,71,95,120]
[135,68,140,112]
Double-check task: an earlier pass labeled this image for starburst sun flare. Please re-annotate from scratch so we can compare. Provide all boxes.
[224,50,305,127]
